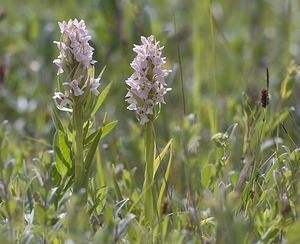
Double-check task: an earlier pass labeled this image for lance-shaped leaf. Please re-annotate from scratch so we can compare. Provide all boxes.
[153,139,173,179]
[84,120,118,147]
[280,63,298,99]
[156,141,173,217]
[91,81,112,117]
[51,108,65,132]
[53,130,72,176]
[84,120,117,174]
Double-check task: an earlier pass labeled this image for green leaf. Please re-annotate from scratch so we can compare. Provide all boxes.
[33,204,46,225]
[281,76,294,99]
[91,82,112,117]
[84,130,98,147]
[85,128,102,174]
[290,148,300,162]
[53,130,72,176]
[162,216,169,242]
[112,164,123,201]
[156,140,173,217]
[84,120,117,178]
[153,139,173,179]
[280,62,299,99]
[101,120,118,139]
[269,108,290,131]
[84,120,117,147]
[286,220,300,243]
[57,74,65,93]
[50,163,62,186]
[83,121,91,141]
[225,123,238,140]
[88,64,95,78]
[51,109,65,132]
[202,164,213,188]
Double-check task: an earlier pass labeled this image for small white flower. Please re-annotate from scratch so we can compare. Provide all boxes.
[53,91,72,112]
[70,78,84,96]
[125,35,171,125]
[90,76,101,96]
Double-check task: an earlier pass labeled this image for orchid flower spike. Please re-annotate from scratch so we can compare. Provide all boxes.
[125,35,172,124]
[53,19,101,111]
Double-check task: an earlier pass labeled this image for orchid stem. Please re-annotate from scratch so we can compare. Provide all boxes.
[143,121,156,224]
[73,100,85,193]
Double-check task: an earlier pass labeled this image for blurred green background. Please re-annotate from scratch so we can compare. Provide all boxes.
[1,0,300,192]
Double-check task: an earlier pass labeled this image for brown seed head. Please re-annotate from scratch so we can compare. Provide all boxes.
[261,89,269,108]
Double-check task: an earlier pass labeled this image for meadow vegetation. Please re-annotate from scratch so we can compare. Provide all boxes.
[1,0,300,243]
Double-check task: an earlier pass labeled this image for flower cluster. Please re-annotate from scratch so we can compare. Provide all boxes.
[125,35,171,124]
[53,19,100,111]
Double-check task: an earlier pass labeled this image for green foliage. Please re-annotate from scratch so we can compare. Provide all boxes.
[280,62,300,100]
[53,130,72,176]
[1,0,300,243]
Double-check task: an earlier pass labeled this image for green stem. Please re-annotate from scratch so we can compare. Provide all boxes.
[73,100,85,192]
[143,121,156,224]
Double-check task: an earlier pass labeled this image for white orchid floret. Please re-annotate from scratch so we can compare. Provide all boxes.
[90,76,101,96]
[125,35,171,125]
[69,76,84,96]
[53,91,72,112]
